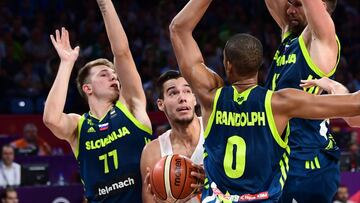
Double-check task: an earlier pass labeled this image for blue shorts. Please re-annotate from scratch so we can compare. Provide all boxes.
[279,152,340,203]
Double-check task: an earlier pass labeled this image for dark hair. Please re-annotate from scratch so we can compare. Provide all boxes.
[323,0,337,14]
[76,58,114,100]
[1,187,16,200]
[224,33,263,76]
[156,70,182,99]
[1,144,14,153]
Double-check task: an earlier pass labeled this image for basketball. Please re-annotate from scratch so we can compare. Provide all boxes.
[150,154,200,202]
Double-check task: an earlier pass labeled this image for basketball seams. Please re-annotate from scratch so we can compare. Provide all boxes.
[152,154,197,202]
[165,155,174,200]
[151,158,167,200]
[178,156,188,200]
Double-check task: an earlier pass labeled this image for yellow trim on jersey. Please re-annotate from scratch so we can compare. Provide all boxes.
[265,91,287,148]
[204,88,222,139]
[76,115,86,159]
[314,156,321,168]
[298,35,341,77]
[283,153,289,171]
[279,159,287,181]
[282,31,291,42]
[115,101,152,135]
[284,123,290,148]
[203,151,208,159]
[232,85,257,105]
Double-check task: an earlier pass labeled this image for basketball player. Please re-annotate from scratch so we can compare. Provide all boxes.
[264,0,340,201]
[141,70,205,203]
[43,0,152,202]
[169,0,360,202]
[301,77,360,127]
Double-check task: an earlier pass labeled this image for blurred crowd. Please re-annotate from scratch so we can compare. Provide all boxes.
[0,0,359,167]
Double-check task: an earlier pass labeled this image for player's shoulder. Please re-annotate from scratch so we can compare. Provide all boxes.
[142,138,160,157]
[141,138,161,168]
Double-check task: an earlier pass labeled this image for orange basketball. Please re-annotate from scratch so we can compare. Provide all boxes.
[150,154,200,202]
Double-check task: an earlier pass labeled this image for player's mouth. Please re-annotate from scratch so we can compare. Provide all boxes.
[110,83,118,89]
[288,17,299,25]
[176,106,191,112]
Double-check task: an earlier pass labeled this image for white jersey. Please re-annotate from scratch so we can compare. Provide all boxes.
[158,117,204,203]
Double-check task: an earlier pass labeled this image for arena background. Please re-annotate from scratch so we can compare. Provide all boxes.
[0,0,359,202]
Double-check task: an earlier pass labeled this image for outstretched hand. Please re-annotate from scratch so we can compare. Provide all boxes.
[300,78,331,94]
[50,27,80,63]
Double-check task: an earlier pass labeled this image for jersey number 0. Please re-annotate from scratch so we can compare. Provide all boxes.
[223,136,246,178]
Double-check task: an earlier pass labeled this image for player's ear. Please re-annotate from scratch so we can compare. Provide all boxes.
[83,84,92,95]
[225,60,233,76]
[157,99,165,111]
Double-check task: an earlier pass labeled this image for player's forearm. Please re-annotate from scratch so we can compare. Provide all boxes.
[43,61,74,124]
[312,93,360,119]
[265,0,288,31]
[343,116,360,128]
[169,0,212,33]
[96,0,130,57]
[330,81,349,94]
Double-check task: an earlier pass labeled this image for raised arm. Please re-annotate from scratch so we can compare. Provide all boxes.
[265,0,289,33]
[300,77,360,127]
[169,0,223,111]
[301,0,338,75]
[272,88,360,134]
[43,28,80,151]
[96,0,151,128]
[301,0,336,43]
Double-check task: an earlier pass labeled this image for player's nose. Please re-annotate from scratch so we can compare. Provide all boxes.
[178,93,187,103]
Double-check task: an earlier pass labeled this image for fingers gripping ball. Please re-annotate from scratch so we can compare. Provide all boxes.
[150,154,200,202]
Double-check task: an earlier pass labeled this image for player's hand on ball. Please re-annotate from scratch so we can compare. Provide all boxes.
[190,163,205,192]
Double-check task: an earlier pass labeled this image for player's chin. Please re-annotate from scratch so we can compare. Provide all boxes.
[289,24,305,35]
[174,115,194,124]
[111,93,120,102]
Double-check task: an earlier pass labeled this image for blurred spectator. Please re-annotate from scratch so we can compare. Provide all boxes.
[0,145,20,188]
[349,142,360,172]
[13,59,43,97]
[0,187,18,203]
[23,26,50,66]
[334,185,355,203]
[10,123,51,156]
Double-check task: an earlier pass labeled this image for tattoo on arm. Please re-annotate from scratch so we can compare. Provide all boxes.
[97,0,107,14]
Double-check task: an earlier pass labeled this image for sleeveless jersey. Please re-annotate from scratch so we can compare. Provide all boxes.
[76,101,153,203]
[158,117,204,203]
[159,117,204,165]
[202,86,289,203]
[264,33,341,166]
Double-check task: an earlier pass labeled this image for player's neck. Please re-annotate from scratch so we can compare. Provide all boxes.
[88,98,114,119]
[170,117,200,147]
[231,77,258,92]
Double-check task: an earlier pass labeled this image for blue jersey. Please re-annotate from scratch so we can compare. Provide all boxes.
[76,101,153,203]
[264,33,341,167]
[202,86,289,203]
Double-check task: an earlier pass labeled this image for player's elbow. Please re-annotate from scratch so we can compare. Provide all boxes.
[43,109,60,129]
[169,18,184,36]
[43,113,57,129]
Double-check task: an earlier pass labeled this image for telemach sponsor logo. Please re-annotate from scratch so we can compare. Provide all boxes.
[98,177,135,196]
